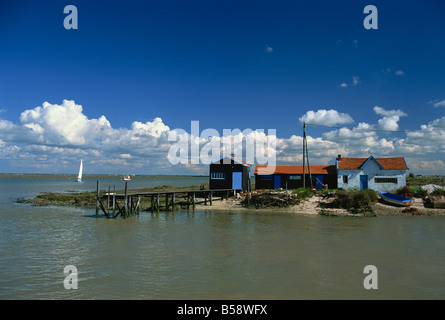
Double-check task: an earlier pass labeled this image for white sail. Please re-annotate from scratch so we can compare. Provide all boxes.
[77,159,83,182]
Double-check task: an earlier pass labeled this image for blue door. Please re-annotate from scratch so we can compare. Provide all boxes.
[315,175,324,190]
[232,172,242,189]
[274,175,281,189]
[360,175,368,190]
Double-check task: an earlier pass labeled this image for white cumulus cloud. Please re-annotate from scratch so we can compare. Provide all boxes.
[2,100,445,175]
[131,117,170,138]
[299,109,354,127]
[20,100,112,146]
[373,106,407,131]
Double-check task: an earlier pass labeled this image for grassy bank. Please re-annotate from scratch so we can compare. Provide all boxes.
[18,184,208,208]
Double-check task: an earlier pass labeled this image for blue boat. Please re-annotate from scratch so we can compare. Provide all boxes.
[379,191,414,207]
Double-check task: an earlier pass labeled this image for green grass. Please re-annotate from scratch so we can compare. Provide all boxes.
[405,175,445,197]
[406,175,445,187]
[292,187,314,199]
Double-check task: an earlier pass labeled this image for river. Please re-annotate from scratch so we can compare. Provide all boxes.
[0,176,444,299]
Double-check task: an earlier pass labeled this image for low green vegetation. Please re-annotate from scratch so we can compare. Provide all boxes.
[402,175,445,198]
[321,189,378,215]
[431,188,445,197]
[18,192,97,207]
[395,186,414,199]
[292,187,314,199]
[18,184,207,208]
[406,174,445,187]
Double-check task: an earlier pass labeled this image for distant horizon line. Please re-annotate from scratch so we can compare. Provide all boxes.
[0,173,444,178]
[0,173,210,177]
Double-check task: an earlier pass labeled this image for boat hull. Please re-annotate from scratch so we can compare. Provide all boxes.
[379,191,414,207]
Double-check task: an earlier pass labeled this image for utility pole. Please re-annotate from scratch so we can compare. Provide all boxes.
[302,122,313,189]
[303,122,306,188]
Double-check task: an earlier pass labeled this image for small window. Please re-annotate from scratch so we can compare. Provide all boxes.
[211,172,225,180]
[343,175,348,184]
[375,177,398,184]
[289,175,302,180]
[260,176,273,181]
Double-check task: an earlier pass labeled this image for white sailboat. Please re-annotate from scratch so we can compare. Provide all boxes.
[76,159,83,182]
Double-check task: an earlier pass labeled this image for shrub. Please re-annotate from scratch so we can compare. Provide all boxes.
[242,192,299,209]
[415,188,429,199]
[396,186,414,199]
[329,189,378,213]
[431,188,445,197]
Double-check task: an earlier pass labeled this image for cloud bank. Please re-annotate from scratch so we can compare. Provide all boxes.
[1,100,445,174]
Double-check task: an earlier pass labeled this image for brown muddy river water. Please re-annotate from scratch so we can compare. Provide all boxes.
[1,176,444,299]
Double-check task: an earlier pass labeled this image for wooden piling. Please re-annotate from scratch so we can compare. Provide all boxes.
[107,185,111,215]
[124,181,128,216]
[112,185,116,216]
[137,195,140,214]
[156,193,160,212]
[96,180,100,217]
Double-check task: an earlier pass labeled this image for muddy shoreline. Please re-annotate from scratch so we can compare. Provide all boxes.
[18,189,445,217]
[194,194,445,216]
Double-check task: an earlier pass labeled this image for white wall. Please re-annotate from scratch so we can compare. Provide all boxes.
[337,159,407,191]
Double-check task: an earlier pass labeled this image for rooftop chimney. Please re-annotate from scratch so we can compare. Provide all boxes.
[338,154,342,161]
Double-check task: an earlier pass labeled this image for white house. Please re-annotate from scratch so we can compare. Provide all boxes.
[336,155,409,191]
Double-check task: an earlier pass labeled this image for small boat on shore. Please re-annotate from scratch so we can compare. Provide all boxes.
[379,191,414,207]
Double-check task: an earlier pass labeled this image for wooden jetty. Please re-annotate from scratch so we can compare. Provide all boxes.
[95,180,242,218]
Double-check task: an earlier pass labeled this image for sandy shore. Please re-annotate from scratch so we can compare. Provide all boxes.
[20,187,445,217]
[194,194,445,216]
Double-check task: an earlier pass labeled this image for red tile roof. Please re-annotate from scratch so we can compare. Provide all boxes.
[337,157,408,170]
[254,165,336,175]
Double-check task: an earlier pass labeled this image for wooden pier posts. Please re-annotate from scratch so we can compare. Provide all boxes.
[112,185,116,216]
[96,180,100,217]
[95,180,240,218]
[124,181,128,216]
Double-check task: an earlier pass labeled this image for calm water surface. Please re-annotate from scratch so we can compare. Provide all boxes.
[0,176,444,299]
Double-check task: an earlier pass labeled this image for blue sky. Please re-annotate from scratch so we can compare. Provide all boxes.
[1,0,445,175]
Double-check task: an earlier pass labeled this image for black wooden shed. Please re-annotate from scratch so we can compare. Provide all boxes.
[209,156,251,191]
